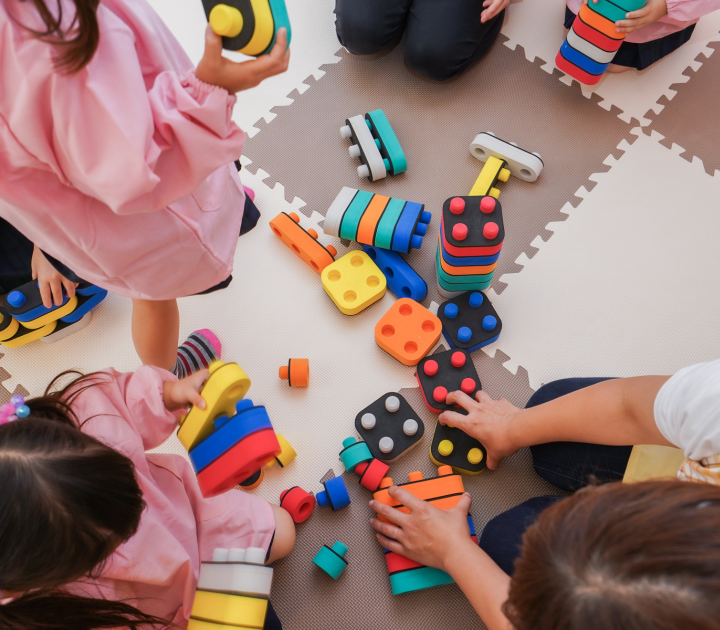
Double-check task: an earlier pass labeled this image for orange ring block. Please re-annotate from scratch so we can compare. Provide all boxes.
[279,358,309,387]
[356,194,390,245]
[269,212,337,274]
[579,2,625,39]
[437,235,498,275]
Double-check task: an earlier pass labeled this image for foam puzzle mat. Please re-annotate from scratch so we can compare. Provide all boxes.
[2,1,720,628]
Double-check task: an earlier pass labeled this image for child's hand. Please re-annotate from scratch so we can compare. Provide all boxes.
[440,390,520,470]
[370,487,473,571]
[163,369,210,412]
[615,0,667,33]
[481,0,510,23]
[196,26,290,94]
[31,246,78,308]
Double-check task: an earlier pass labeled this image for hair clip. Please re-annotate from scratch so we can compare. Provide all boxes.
[0,395,29,425]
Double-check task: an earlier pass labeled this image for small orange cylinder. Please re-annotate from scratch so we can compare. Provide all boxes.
[279,358,309,387]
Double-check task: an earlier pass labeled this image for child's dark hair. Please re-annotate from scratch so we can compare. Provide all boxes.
[505,480,720,630]
[0,371,167,629]
[22,0,100,73]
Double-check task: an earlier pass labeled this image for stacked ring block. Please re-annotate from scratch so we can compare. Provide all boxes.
[204,0,291,56]
[556,0,645,85]
[1,281,108,347]
[324,187,430,254]
[269,212,337,274]
[188,546,273,630]
[340,109,407,181]
[436,195,504,298]
[374,467,478,594]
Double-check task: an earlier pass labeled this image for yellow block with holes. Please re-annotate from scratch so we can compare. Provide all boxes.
[178,361,251,450]
[0,315,19,342]
[321,251,386,316]
[1,321,56,348]
[470,156,510,197]
[21,295,78,329]
[190,590,267,629]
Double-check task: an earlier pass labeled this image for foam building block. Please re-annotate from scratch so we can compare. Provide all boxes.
[5,280,73,323]
[341,115,387,181]
[0,308,20,343]
[362,245,427,302]
[469,132,544,185]
[375,298,441,366]
[197,547,273,598]
[61,284,108,323]
[203,0,291,56]
[324,187,430,254]
[430,422,487,475]
[556,1,644,85]
[354,392,424,462]
[190,587,268,629]
[0,319,56,348]
[40,311,93,343]
[354,458,390,492]
[365,109,407,176]
[279,487,315,523]
[416,349,482,414]
[190,399,281,498]
[178,361,251,450]
[312,541,348,580]
[316,475,350,511]
[373,467,477,595]
[339,436,373,472]
[269,212,337,274]
[278,358,309,387]
[321,250,387,316]
[239,468,264,490]
[264,433,296,469]
[438,291,502,352]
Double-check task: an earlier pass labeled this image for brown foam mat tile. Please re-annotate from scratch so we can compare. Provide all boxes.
[270,350,563,630]
[242,39,632,295]
[643,42,720,175]
[0,353,29,405]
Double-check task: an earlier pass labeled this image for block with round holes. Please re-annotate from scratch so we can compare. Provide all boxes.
[354,392,424,462]
[469,132,544,183]
[416,349,482,414]
[430,420,487,475]
[316,475,351,511]
[269,212,337,274]
[362,245,427,302]
[441,195,504,258]
[279,486,316,523]
[354,458,390,491]
[312,541,348,579]
[339,436,373,472]
[278,358,309,387]
[321,251,387,316]
[375,298,441,366]
[438,291,502,352]
[341,114,387,181]
[264,433,296,469]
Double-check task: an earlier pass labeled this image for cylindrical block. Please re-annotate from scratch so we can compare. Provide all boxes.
[339,437,373,471]
[280,487,316,523]
[355,458,390,491]
[312,541,348,579]
[279,358,309,387]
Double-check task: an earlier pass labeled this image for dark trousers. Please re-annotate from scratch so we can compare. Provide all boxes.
[334,0,505,81]
[478,377,632,576]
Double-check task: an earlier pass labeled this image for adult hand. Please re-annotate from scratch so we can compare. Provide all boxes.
[196,26,290,93]
[370,487,474,571]
[440,390,521,470]
[163,369,210,412]
[615,0,667,33]
[481,0,510,23]
[31,245,78,308]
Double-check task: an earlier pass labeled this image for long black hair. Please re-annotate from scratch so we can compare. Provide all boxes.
[0,371,168,629]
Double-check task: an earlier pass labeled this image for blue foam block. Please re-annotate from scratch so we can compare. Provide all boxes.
[560,40,607,76]
[392,201,425,254]
[441,329,500,353]
[363,245,427,301]
[60,287,108,323]
[316,476,351,510]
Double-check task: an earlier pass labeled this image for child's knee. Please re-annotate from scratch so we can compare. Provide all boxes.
[267,504,296,564]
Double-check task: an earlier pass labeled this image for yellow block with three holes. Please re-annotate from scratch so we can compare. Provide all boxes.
[21,295,78,329]
[177,361,251,450]
[321,251,386,316]
[190,590,267,629]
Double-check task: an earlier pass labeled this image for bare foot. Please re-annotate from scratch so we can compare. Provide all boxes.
[606,63,632,73]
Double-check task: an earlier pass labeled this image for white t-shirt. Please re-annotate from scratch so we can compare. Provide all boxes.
[654,359,720,461]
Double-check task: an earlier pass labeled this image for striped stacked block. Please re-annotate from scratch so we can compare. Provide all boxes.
[324,187,431,254]
[556,0,645,85]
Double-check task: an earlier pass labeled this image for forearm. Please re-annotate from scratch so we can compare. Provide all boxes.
[444,539,512,630]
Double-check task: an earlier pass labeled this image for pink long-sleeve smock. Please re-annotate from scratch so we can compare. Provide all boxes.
[66,366,275,626]
[0,0,246,300]
[566,0,720,42]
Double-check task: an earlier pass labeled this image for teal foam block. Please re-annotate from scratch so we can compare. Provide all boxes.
[339,437,373,472]
[365,110,407,175]
[374,198,407,250]
[340,190,373,241]
[313,541,348,579]
[267,0,292,52]
[589,0,645,23]
[389,566,455,595]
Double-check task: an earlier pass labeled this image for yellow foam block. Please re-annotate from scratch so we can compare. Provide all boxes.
[241,0,274,56]
[178,361,251,450]
[190,590,267,629]
[1,321,56,347]
[623,444,685,483]
[188,619,257,630]
[21,295,78,329]
[469,156,506,197]
[0,314,19,342]
[265,433,295,468]
[321,251,386,316]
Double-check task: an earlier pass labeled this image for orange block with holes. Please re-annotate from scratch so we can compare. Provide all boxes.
[356,195,390,245]
[374,298,441,366]
[269,212,337,274]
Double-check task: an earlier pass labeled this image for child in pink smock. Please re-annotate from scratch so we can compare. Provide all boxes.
[0,0,289,374]
[0,366,294,629]
[565,0,720,71]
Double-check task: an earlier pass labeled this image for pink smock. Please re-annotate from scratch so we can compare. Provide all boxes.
[66,366,275,626]
[566,0,720,43]
[0,0,246,300]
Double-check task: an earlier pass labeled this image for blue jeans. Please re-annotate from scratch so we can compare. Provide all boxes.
[478,378,633,576]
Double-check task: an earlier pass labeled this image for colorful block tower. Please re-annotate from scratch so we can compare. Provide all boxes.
[556,0,645,85]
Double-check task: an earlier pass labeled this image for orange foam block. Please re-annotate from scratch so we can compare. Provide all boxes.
[374,298,441,366]
[279,358,309,387]
[269,212,337,274]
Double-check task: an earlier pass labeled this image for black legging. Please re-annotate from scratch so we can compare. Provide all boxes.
[334,0,505,82]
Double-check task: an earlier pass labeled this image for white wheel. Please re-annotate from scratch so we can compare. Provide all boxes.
[340,125,352,139]
[357,164,370,179]
[349,144,361,158]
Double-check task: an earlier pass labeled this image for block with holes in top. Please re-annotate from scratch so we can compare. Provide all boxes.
[416,349,482,414]
[441,195,504,258]
[430,420,487,475]
[269,212,336,274]
[438,291,502,352]
[375,298,441,366]
[354,392,424,462]
[362,245,427,302]
[321,251,386,316]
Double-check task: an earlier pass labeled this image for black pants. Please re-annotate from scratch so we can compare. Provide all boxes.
[334,0,505,81]
[478,377,633,576]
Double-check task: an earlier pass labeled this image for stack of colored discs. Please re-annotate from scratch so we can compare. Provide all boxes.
[556,0,644,85]
[436,195,504,298]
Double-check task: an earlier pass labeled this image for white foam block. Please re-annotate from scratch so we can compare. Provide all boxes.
[470,132,543,182]
[40,312,93,343]
[347,115,386,181]
[198,562,274,598]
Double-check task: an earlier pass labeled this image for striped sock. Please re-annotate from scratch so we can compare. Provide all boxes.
[173,329,222,379]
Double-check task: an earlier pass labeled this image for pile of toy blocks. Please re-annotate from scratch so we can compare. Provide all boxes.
[0,280,107,347]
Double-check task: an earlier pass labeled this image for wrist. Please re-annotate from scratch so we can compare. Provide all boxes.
[441,536,479,575]
[504,408,527,454]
